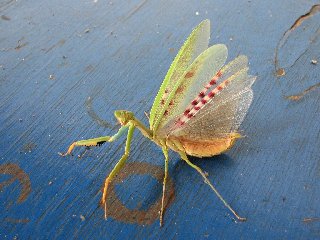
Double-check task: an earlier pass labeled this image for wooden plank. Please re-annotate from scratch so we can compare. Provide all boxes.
[1,0,319,238]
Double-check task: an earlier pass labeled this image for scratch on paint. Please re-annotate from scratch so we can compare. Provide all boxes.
[42,39,66,53]
[303,217,320,223]
[122,0,148,22]
[285,82,320,101]
[274,4,320,71]
[288,5,320,31]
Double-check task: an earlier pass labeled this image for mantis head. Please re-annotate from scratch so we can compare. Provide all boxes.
[114,110,134,125]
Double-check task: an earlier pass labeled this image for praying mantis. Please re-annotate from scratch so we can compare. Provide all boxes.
[60,19,256,226]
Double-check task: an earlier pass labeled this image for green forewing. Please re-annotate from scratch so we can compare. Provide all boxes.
[149,19,210,131]
[154,44,228,135]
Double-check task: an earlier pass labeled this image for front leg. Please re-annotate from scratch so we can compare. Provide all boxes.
[59,125,129,156]
[101,122,135,219]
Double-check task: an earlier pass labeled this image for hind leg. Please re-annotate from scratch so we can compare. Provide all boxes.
[179,151,246,222]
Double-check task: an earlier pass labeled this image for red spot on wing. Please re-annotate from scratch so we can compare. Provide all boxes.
[176,118,185,126]
[208,92,215,98]
[199,92,205,98]
[209,79,216,85]
[184,109,190,115]
[161,99,165,104]
[176,70,226,126]
[164,89,169,94]
[164,110,169,116]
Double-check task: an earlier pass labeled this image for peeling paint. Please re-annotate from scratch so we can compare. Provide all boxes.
[275,4,320,100]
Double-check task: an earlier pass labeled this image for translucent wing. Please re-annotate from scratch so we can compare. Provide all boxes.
[150,20,210,131]
[157,55,251,138]
[172,79,255,140]
[153,44,228,133]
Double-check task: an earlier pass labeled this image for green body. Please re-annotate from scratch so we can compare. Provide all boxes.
[60,19,252,225]
[60,110,246,225]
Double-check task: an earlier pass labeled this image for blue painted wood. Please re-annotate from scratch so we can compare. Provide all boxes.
[1,0,319,239]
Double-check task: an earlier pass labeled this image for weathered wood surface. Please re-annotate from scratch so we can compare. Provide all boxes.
[1,0,319,239]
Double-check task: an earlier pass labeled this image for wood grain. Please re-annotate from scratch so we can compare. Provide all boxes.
[0,0,319,239]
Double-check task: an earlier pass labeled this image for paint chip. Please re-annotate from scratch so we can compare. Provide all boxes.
[311,59,318,65]
[1,15,11,21]
[276,68,286,77]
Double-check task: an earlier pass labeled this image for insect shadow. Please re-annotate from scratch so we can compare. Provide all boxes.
[171,154,236,188]
[85,88,118,130]
[103,162,175,225]
[178,153,235,170]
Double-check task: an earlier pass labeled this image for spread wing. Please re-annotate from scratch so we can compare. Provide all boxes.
[154,44,228,135]
[149,19,210,132]
[160,56,256,139]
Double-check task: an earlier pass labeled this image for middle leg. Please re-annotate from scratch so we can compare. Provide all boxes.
[160,147,169,227]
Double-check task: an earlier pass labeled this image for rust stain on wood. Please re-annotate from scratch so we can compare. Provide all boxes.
[104,162,175,225]
[0,163,31,203]
[285,82,320,101]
